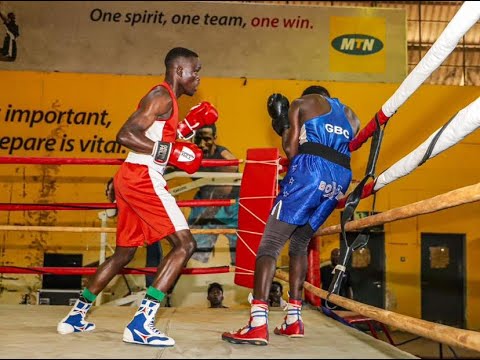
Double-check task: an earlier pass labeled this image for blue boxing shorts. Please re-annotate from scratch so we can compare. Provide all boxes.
[271,153,352,231]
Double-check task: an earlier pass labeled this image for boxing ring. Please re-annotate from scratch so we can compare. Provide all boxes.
[1,1,480,358]
[0,153,415,359]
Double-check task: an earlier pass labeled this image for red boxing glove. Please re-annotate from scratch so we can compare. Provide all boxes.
[177,101,218,140]
[152,141,203,174]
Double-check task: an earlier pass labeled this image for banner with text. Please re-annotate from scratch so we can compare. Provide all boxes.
[0,1,406,82]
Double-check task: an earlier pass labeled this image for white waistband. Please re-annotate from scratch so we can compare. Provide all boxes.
[124,152,166,174]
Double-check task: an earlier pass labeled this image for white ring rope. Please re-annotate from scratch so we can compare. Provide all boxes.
[239,196,276,200]
[382,1,480,117]
[233,265,254,275]
[235,232,257,257]
[244,159,280,166]
[236,229,264,236]
[238,201,268,226]
[374,97,480,191]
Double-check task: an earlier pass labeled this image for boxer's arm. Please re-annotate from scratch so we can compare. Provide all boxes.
[282,99,301,160]
[116,87,172,153]
[344,105,361,136]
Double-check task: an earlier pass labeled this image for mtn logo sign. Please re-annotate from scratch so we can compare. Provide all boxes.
[331,34,384,55]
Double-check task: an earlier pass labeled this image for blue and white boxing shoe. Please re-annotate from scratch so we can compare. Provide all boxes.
[57,299,96,334]
[123,298,175,347]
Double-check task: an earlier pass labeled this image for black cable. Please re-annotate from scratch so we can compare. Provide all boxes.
[418,113,457,167]
[121,274,133,295]
[395,335,422,346]
[447,345,459,359]
[329,115,386,299]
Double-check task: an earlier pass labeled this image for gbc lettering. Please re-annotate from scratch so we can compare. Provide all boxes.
[325,123,350,139]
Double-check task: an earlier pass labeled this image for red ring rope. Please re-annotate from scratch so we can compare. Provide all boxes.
[0,156,241,167]
[0,266,231,275]
[0,199,235,211]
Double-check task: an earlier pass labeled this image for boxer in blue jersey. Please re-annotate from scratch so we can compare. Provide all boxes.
[222,86,360,346]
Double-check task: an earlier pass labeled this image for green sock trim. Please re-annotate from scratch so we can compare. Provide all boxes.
[146,286,165,302]
[82,288,97,303]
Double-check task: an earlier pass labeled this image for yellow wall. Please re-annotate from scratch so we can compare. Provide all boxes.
[1,71,479,327]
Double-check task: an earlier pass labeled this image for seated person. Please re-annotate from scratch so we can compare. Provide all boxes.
[268,281,287,308]
[207,282,228,308]
[189,124,239,266]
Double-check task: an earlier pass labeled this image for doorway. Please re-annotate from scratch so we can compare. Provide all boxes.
[421,233,465,328]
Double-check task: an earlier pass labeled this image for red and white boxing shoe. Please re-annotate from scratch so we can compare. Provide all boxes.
[222,299,269,346]
[274,299,304,338]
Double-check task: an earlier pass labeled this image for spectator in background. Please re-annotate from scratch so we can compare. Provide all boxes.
[0,10,19,61]
[189,124,239,266]
[207,282,228,308]
[320,247,354,310]
[268,281,287,308]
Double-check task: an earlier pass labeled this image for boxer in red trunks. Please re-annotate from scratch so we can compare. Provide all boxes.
[58,47,218,347]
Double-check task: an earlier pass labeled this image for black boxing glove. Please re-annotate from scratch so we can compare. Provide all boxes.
[267,93,290,136]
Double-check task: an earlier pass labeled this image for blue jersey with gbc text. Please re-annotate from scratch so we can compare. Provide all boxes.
[300,97,352,155]
[271,96,354,231]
